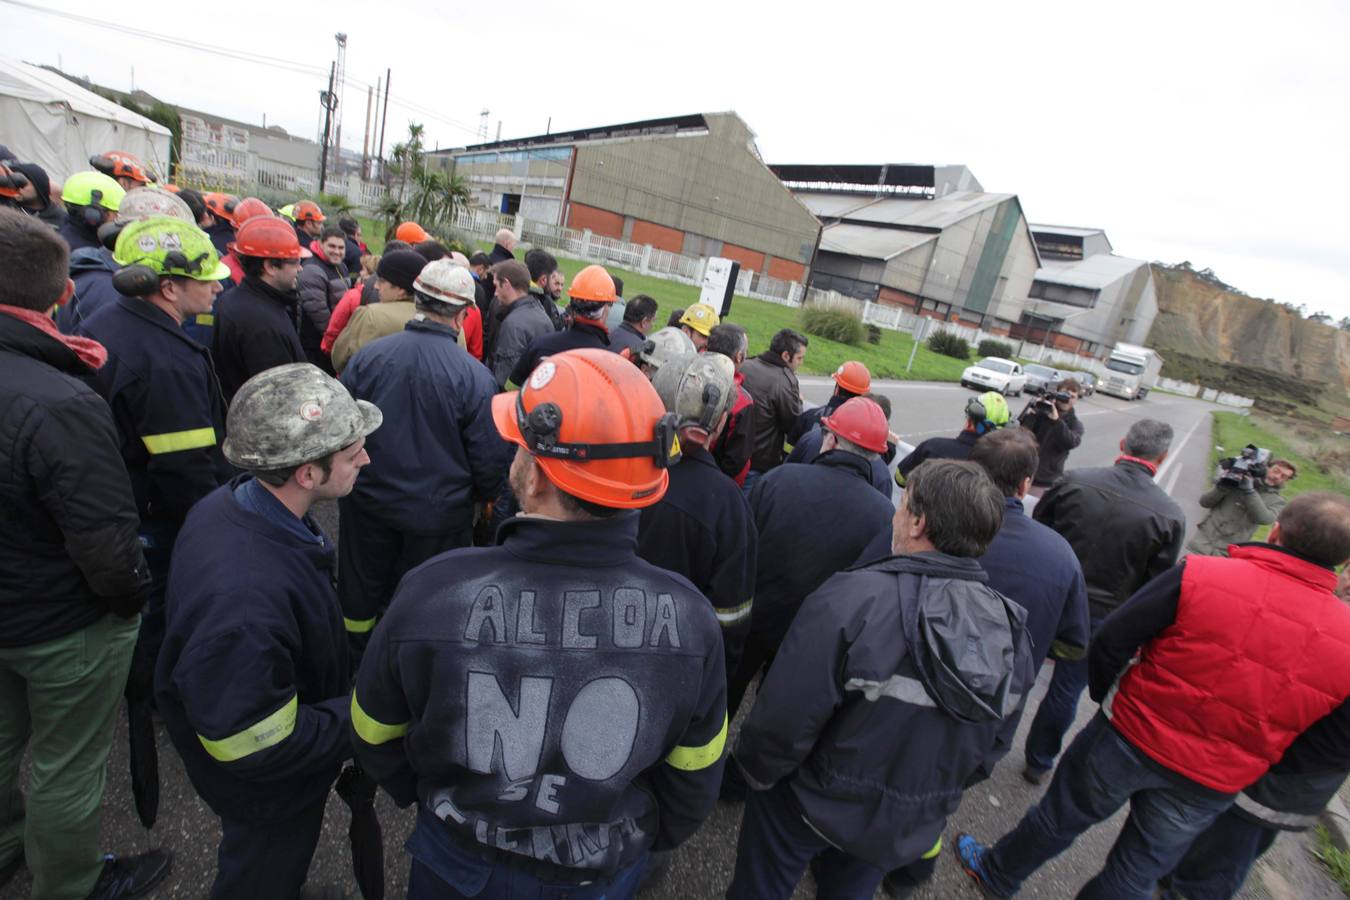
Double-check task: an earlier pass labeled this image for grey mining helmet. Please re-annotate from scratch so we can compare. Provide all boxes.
[672,352,736,437]
[222,363,382,471]
[638,327,695,373]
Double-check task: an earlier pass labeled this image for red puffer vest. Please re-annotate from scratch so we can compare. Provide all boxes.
[1106,545,1350,793]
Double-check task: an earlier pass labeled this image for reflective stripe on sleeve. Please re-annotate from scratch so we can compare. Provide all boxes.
[1050,639,1087,661]
[351,692,408,746]
[665,713,728,771]
[197,694,298,762]
[1234,792,1319,829]
[142,427,217,455]
[922,836,943,859]
[715,599,753,628]
[344,616,377,634]
[195,313,215,326]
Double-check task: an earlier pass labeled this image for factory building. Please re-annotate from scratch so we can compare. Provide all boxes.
[430,112,820,281]
[1017,225,1158,356]
[773,164,1041,334]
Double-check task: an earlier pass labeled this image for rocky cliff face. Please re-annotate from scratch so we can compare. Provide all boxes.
[1147,264,1350,415]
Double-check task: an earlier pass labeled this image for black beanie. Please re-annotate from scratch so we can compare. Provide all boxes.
[376,249,426,293]
[8,162,51,208]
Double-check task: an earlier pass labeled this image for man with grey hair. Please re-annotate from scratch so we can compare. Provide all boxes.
[1018,417,1185,785]
[637,353,757,676]
[727,459,1035,899]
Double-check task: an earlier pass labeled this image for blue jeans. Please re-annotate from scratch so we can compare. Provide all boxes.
[406,814,650,899]
[982,713,1236,900]
[727,779,884,900]
[741,469,764,500]
[1024,617,1104,771]
[1164,809,1277,900]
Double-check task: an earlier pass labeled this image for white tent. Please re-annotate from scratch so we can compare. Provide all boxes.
[0,59,171,185]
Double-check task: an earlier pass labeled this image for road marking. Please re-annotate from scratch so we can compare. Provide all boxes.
[1162,461,1184,496]
[1154,417,1204,488]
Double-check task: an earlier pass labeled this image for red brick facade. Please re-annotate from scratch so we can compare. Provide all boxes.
[630,219,685,254]
[566,202,624,239]
[766,257,806,282]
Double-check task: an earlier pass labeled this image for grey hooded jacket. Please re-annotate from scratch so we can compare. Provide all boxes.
[734,551,1037,870]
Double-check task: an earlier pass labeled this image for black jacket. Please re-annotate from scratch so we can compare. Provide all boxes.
[735,551,1036,870]
[637,445,758,662]
[298,251,349,367]
[58,212,101,253]
[746,451,894,646]
[608,321,648,357]
[897,430,980,482]
[0,312,150,646]
[213,276,306,406]
[351,515,727,875]
[508,321,610,388]
[740,352,803,472]
[528,288,565,331]
[1035,458,1185,618]
[78,297,232,527]
[156,478,351,823]
[57,247,121,334]
[206,220,234,256]
[1017,403,1084,486]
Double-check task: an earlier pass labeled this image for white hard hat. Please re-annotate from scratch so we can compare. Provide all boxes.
[640,327,696,373]
[414,259,475,307]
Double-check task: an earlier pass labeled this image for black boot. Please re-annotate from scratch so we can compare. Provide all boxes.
[85,850,172,899]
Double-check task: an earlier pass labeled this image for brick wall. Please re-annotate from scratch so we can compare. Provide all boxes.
[719,242,766,273]
[630,219,685,254]
[566,202,624,239]
[766,256,805,282]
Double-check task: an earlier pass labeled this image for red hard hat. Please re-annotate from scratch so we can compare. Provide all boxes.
[204,192,240,224]
[394,220,428,244]
[832,360,871,395]
[491,349,679,509]
[821,397,889,453]
[293,200,325,223]
[233,215,312,260]
[568,264,617,303]
[233,197,272,226]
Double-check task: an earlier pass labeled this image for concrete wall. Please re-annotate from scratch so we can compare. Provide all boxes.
[1030,260,1159,354]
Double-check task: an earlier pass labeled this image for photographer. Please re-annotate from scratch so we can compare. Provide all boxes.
[1017,378,1084,496]
[1187,448,1297,557]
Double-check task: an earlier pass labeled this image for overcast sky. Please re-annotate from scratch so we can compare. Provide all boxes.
[6,0,1349,319]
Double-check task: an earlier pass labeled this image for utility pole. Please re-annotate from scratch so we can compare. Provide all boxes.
[318,62,336,192]
[332,34,347,177]
[376,69,391,184]
[361,84,373,179]
[479,109,490,141]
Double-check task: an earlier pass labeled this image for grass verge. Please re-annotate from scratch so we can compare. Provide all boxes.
[1209,412,1350,496]
[463,242,975,381]
[1312,825,1350,896]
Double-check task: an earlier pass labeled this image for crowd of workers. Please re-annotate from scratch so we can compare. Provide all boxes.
[1,147,1349,900]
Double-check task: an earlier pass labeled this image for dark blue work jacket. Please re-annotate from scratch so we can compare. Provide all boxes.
[79,296,232,528]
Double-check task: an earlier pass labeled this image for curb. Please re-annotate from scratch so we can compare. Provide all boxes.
[1320,793,1350,852]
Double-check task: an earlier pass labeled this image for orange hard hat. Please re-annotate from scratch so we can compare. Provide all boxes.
[0,163,26,200]
[90,151,152,184]
[821,397,889,454]
[293,200,325,223]
[491,349,679,509]
[233,215,312,260]
[203,192,240,224]
[233,197,273,226]
[394,221,428,244]
[568,264,617,304]
[832,360,871,395]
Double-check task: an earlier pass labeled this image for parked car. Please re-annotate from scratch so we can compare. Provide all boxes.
[960,357,1026,396]
[1022,364,1062,396]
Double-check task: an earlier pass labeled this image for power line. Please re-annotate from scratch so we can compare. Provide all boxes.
[1,0,484,141]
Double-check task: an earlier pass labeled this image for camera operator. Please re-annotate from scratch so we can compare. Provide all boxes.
[1017,378,1084,497]
[1187,449,1297,557]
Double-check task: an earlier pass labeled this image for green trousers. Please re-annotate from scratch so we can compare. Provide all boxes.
[0,613,139,899]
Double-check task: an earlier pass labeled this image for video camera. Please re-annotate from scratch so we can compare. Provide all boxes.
[1036,390,1073,410]
[1218,444,1271,485]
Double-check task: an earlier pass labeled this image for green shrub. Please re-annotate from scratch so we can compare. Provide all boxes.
[978,339,1014,359]
[801,306,864,345]
[928,330,971,360]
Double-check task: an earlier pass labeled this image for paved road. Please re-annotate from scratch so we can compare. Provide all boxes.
[18,380,1318,899]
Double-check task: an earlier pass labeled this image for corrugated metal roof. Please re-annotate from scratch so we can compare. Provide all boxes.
[819,223,935,260]
[1036,254,1149,288]
[844,191,1013,229]
[798,193,878,218]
